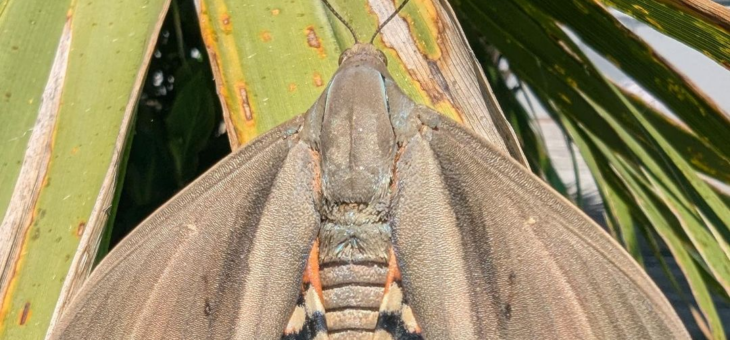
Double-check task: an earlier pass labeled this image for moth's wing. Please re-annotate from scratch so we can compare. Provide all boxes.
[391,109,689,339]
[51,118,322,340]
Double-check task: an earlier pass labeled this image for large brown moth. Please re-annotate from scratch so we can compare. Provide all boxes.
[50,1,689,339]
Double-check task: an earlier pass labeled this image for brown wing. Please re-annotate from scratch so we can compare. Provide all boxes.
[51,118,322,339]
[390,109,689,339]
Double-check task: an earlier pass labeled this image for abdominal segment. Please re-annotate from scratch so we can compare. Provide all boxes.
[282,204,422,340]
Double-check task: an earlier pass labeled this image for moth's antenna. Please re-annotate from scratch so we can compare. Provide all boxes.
[321,0,359,43]
[369,0,411,44]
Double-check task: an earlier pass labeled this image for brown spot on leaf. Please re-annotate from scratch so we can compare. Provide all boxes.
[427,60,450,97]
[19,302,30,325]
[271,8,280,16]
[306,27,321,48]
[221,14,232,33]
[288,83,297,92]
[237,84,253,121]
[312,72,323,87]
[11,46,18,51]
[4,92,11,98]
[259,30,272,42]
[304,26,326,58]
[405,64,456,114]
[76,221,86,237]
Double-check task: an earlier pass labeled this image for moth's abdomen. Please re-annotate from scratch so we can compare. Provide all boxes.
[320,264,388,339]
[318,204,391,339]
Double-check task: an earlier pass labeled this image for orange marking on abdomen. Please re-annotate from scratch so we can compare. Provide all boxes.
[384,247,401,293]
[304,238,324,302]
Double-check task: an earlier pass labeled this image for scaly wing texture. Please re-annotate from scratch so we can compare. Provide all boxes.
[390,110,689,339]
[51,118,322,340]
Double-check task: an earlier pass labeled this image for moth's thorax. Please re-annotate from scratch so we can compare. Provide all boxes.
[319,60,395,204]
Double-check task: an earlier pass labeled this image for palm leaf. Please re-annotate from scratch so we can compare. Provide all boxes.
[1,0,727,338]
[0,0,171,338]
[451,0,730,338]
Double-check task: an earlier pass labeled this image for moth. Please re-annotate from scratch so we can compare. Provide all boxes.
[51,1,689,339]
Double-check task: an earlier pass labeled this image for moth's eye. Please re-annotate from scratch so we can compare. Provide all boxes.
[378,50,388,66]
[339,49,353,65]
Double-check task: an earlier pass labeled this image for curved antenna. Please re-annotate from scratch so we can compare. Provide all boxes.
[321,0,359,44]
[369,0,411,44]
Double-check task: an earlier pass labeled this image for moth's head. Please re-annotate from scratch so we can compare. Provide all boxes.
[338,43,388,67]
[324,0,410,69]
